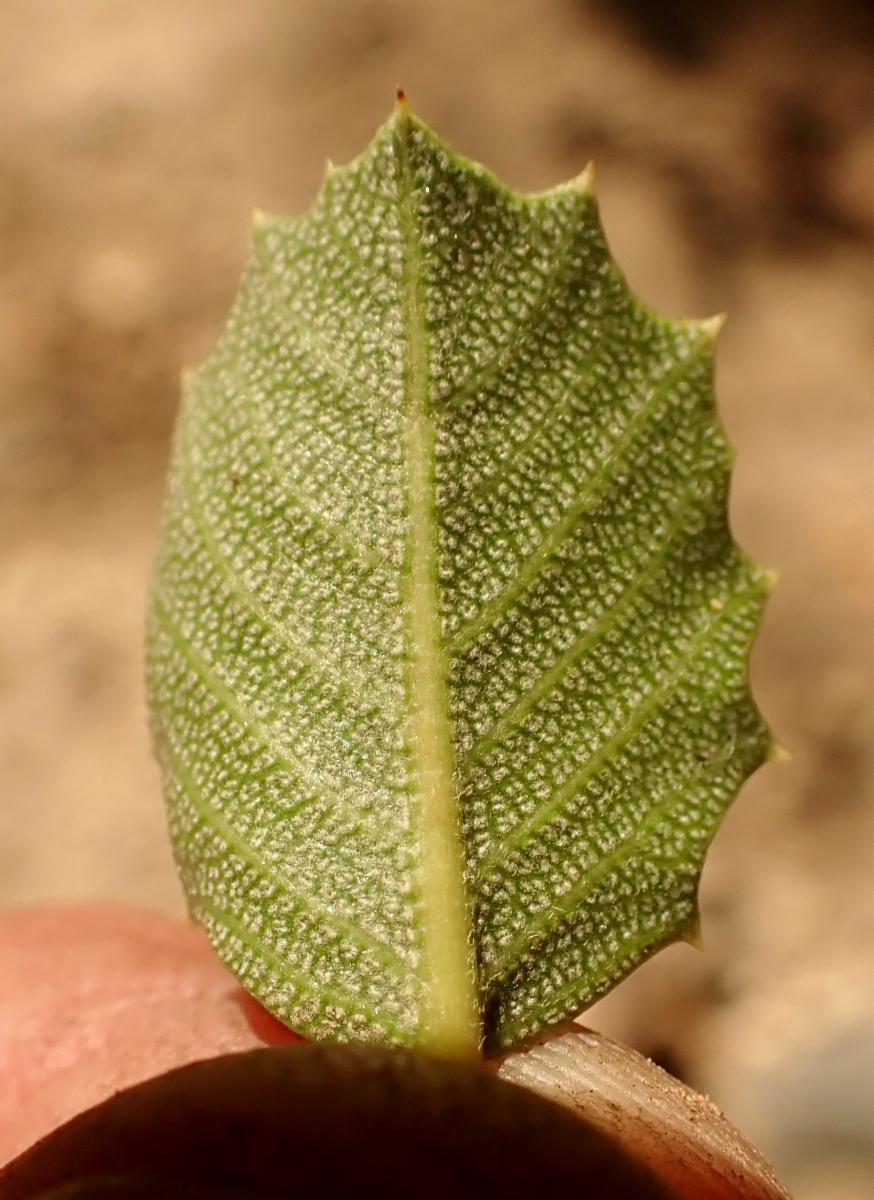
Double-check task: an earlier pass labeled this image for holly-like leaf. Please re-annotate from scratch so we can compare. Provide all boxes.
[146,99,771,1059]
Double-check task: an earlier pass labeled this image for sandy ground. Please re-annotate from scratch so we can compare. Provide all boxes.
[1,1,874,1190]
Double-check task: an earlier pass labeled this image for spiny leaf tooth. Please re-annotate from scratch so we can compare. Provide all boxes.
[680,918,706,952]
[568,161,596,196]
[767,741,793,763]
[697,313,727,341]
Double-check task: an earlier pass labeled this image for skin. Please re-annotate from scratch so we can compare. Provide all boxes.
[0,905,790,1200]
[0,904,300,1166]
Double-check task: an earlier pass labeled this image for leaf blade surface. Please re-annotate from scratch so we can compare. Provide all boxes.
[146,103,770,1056]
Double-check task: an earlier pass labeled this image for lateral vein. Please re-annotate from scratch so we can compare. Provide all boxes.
[476,580,755,876]
[448,349,705,655]
[459,461,707,770]
[152,596,344,814]
[195,897,390,1027]
[487,754,725,977]
[163,736,407,978]
[176,449,380,709]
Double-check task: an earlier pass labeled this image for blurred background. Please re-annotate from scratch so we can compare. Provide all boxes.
[0,0,873,1193]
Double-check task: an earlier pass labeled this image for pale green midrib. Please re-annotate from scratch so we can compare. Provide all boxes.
[446,346,708,655]
[486,751,732,979]
[394,113,480,1059]
[457,455,711,771]
[475,576,760,878]
[157,724,409,979]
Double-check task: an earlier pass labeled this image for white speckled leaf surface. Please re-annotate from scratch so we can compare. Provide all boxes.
[146,102,770,1058]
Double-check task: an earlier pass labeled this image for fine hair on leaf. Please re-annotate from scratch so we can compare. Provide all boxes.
[146,97,771,1059]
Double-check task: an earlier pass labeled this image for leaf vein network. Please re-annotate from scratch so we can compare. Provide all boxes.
[195,895,395,1031]
[153,596,354,819]
[448,347,706,655]
[459,468,707,769]
[177,456,379,711]
[234,369,387,572]
[486,752,728,977]
[161,729,408,973]
[459,341,607,508]
[442,192,590,412]
[475,579,754,876]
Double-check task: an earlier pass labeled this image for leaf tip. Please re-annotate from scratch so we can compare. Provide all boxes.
[395,85,410,112]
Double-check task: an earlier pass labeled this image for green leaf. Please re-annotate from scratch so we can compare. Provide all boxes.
[146,99,771,1059]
